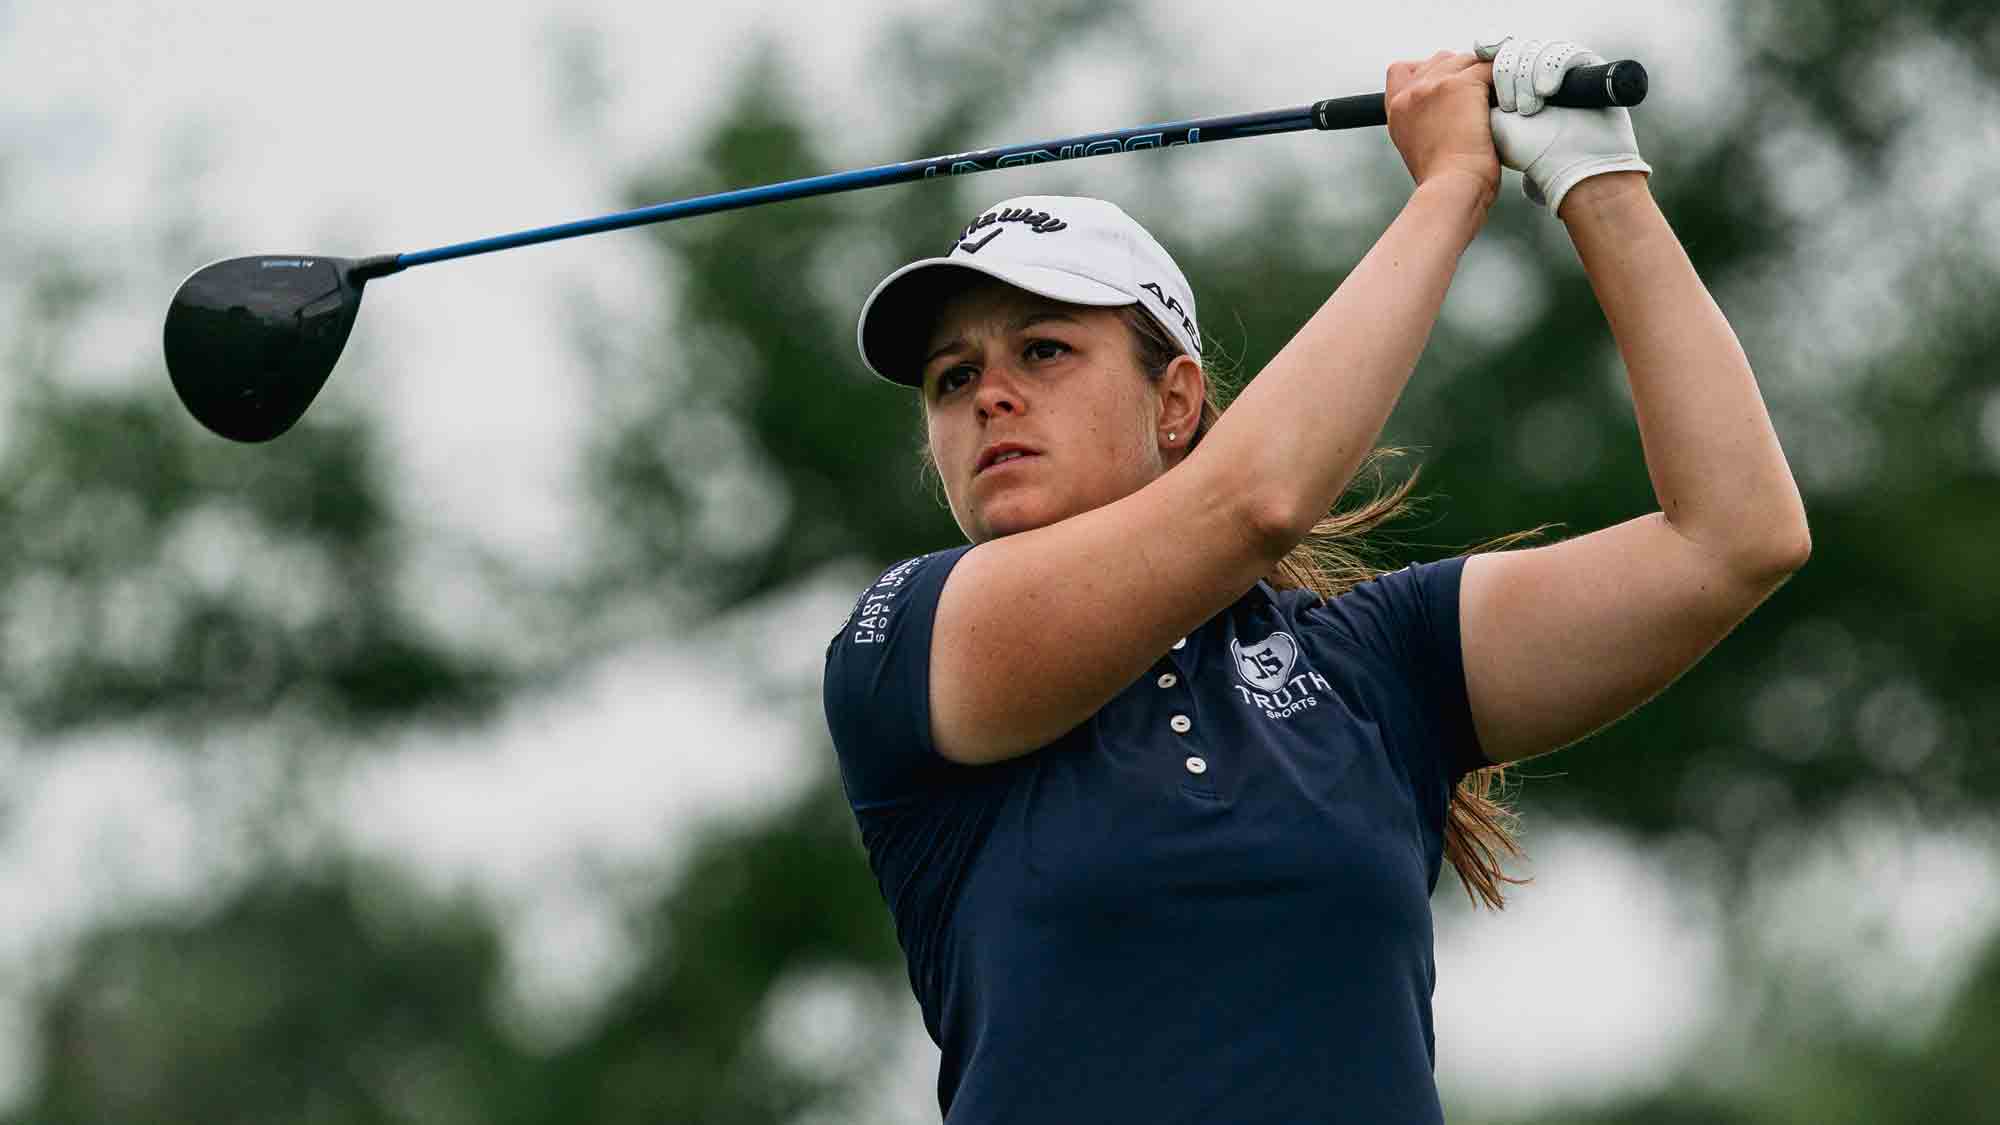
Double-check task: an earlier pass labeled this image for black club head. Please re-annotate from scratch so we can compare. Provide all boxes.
[163,255,373,443]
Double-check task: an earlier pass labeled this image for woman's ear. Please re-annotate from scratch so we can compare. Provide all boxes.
[1157,354,1206,454]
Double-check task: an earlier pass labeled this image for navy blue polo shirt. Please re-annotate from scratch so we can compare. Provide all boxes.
[823,547,1486,1124]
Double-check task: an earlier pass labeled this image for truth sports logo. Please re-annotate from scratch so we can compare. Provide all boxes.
[1229,631,1330,720]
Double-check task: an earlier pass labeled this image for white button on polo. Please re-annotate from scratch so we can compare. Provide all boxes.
[1156,673,1178,689]
[1184,756,1208,775]
[1171,637,1187,650]
[1169,714,1192,734]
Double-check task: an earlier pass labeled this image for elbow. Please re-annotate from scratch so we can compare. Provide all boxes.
[1772,521,1812,576]
[1781,519,1812,572]
[1239,487,1321,561]
[1734,514,1812,585]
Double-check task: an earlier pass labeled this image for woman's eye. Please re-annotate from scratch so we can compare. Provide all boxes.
[1025,339,1070,362]
[935,365,976,395]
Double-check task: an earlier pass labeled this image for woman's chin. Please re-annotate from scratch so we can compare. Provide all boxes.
[972,496,1062,541]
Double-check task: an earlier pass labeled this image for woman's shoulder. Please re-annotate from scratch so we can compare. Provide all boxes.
[830,545,975,650]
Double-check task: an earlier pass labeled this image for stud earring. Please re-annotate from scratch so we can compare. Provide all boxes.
[1167,432,1177,442]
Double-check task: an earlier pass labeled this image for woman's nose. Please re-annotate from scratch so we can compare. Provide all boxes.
[975,369,1023,420]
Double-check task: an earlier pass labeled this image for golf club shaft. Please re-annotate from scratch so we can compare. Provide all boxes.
[366,59,1645,281]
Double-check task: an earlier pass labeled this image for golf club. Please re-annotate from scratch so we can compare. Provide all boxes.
[163,60,1646,443]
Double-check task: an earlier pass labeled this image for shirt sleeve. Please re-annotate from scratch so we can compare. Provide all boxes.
[822,546,974,812]
[1304,556,1488,787]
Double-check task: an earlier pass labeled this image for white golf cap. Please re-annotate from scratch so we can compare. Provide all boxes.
[855,195,1201,386]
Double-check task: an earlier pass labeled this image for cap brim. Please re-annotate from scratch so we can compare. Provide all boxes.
[856,258,1134,386]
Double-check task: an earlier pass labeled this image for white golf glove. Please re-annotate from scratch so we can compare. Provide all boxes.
[1475,35,1651,216]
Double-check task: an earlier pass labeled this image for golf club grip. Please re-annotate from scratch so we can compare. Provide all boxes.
[1312,59,1648,130]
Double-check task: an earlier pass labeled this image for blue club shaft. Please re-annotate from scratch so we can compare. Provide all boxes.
[374,58,1642,278]
[387,102,1340,273]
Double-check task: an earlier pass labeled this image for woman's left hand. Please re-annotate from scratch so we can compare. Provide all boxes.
[1475,35,1652,217]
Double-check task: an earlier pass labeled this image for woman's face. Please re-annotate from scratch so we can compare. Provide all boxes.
[921,279,1178,543]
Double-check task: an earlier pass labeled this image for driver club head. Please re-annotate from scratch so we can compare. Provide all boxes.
[163,255,371,443]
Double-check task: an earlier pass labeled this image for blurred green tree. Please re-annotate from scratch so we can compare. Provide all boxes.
[21,869,538,1125]
[1482,928,2000,1125]
[0,383,504,733]
[538,778,909,1124]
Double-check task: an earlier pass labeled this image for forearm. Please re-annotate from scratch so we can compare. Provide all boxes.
[1563,174,1810,578]
[1204,174,1491,543]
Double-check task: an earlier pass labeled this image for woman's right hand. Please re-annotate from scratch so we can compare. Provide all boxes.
[1384,50,1500,205]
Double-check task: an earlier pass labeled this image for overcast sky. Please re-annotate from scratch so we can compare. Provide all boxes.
[3,0,1994,1119]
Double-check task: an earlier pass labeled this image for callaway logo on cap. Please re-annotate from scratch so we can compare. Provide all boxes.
[856,195,1201,385]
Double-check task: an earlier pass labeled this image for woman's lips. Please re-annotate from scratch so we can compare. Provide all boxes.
[977,451,1038,476]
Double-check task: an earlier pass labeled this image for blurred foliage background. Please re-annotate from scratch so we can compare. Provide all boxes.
[3,0,1997,1121]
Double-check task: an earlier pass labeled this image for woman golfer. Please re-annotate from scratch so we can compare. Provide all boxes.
[824,37,1808,1123]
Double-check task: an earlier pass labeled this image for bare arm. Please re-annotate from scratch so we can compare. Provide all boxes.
[1460,173,1811,764]
[931,54,1499,764]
